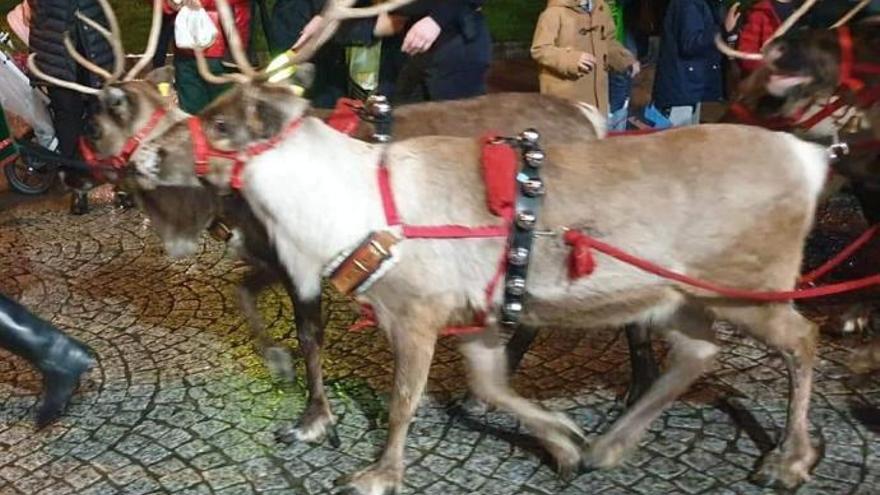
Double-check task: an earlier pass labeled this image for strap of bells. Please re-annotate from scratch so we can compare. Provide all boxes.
[363,95,394,143]
[501,128,546,326]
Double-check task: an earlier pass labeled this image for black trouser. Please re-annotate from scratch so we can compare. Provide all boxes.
[47,87,91,189]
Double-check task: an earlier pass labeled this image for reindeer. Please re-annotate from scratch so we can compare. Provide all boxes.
[29,0,668,449]
[120,1,832,492]
[718,8,880,343]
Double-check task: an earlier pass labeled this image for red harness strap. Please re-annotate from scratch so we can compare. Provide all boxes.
[326,98,364,135]
[79,107,168,180]
[189,116,303,189]
[564,230,880,301]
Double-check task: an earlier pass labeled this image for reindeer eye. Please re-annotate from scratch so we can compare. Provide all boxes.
[213,118,228,135]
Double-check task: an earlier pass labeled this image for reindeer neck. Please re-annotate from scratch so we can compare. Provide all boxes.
[238,116,388,299]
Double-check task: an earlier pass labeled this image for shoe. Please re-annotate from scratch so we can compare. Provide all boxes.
[0,294,95,428]
[70,191,89,215]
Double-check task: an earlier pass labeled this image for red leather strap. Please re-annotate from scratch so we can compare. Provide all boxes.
[838,26,865,92]
[326,98,363,135]
[188,117,212,177]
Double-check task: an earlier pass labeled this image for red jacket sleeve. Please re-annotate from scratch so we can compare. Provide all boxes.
[736,10,772,73]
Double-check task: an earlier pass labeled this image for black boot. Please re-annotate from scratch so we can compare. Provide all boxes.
[0,294,95,428]
[70,190,89,215]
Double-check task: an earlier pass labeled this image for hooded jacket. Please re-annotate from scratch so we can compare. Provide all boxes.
[531,0,636,114]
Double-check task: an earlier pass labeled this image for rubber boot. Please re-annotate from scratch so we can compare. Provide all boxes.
[0,294,95,428]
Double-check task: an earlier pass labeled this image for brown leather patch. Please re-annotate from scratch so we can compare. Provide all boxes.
[329,231,399,295]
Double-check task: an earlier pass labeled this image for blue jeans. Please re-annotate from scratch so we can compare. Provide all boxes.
[608,31,637,131]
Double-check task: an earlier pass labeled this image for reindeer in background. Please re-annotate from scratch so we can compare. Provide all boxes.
[115,0,835,491]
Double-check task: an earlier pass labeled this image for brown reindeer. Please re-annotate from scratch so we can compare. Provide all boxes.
[118,2,833,491]
[30,0,667,448]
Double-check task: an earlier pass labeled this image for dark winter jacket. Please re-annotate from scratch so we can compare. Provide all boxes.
[652,0,725,108]
[29,0,115,86]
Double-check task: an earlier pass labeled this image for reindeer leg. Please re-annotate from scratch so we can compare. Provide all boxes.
[459,326,587,478]
[236,268,296,383]
[339,307,438,495]
[275,276,338,447]
[623,323,659,407]
[849,337,880,374]
[584,305,718,469]
[719,305,819,489]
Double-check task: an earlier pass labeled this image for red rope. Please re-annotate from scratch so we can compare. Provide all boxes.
[565,230,880,301]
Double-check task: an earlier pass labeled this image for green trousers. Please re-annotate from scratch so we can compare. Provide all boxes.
[174,56,230,114]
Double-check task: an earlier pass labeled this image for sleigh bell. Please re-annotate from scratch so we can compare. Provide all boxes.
[516,211,537,230]
[521,177,545,197]
[508,247,530,266]
[524,150,545,168]
[519,128,540,145]
[502,301,523,323]
[367,95,391,118]
[505,277,527,296]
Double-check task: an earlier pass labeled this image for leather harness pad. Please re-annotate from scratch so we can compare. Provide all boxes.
[329,231,400,295]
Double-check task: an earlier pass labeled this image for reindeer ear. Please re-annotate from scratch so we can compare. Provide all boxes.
[291,63,316,90]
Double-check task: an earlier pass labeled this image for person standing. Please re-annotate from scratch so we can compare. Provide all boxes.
[391,0,491,103]
[650,0,738,126]
[29,0,115,214]
[164,0,252,114]
[735,0,800,75]
[531,0,638,116]
[0,293,94,428]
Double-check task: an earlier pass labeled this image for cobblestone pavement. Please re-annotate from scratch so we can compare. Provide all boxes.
[0,198,878,495]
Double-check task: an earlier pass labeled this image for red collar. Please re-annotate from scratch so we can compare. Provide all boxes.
[79,107,168,171]
[189,116,304,190]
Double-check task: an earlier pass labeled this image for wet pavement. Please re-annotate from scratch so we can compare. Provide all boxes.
[0,188,878,495]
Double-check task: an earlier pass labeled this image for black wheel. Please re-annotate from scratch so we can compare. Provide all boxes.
[4,153,56,195]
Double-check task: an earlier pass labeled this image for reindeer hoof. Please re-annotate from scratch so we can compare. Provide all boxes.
[581,435,630,471]
[753,447,818,489]
[448,394,492,419]
[275,414,339,446]
[336,464,402,495]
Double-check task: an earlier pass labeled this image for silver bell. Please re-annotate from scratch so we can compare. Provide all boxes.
[373,133,392,143]
[367,95,392,117]
[521,178,545,197]
[508,247,530,266]
[516,211,537,230]
[525,150,545,167]
[519,128,540,144]
[502,301,523,320]
[506,277,527,296]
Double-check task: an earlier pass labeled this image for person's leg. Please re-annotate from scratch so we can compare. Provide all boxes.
[0,293,94,428]
[47,87,90,214]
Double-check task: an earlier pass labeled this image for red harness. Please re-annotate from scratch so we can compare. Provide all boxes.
[189,116,304,190]
[79,108,168,177]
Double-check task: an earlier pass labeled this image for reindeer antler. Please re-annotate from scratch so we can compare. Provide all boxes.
[27,53,101,94]
[763,0,819,45]
[714,34,765,61]
[125,0,166,81]
[832,0,872,28]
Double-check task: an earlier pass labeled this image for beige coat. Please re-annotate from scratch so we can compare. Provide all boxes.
[531,0,636,114]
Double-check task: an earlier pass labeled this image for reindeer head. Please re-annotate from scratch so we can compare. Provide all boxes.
[761,29,841,98]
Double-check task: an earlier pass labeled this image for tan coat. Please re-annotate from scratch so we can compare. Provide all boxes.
[531,0,636,114]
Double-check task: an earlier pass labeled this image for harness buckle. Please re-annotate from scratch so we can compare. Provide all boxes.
[828,142,851,161]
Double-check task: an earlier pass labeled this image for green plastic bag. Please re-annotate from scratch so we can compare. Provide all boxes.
[347,41,383,96]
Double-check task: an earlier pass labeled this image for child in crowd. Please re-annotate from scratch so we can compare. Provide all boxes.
[531,0,638,115]
[735,0,803,74]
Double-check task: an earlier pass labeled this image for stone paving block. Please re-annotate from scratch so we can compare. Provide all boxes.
[0,204,877,495]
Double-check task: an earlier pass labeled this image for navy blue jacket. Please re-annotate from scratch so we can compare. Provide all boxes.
[652,0,725,108]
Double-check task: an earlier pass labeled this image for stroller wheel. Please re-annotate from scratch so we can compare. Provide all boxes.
[4,154,56,195]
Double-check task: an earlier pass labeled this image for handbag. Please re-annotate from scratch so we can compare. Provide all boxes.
[174,6,219,49]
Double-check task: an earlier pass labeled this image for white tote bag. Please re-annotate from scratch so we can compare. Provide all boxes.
[174,6,218,50]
